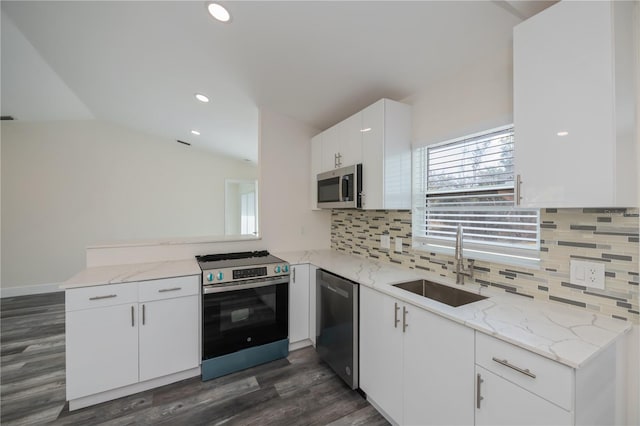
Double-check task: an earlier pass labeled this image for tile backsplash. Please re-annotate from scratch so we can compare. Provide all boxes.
[331,208,639,323]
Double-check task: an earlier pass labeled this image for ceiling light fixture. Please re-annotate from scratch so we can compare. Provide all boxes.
[207,2,231,23]
[360,128,372,133]
[191,130,201,136]
[194,93,210,103]
[557,131,569,136]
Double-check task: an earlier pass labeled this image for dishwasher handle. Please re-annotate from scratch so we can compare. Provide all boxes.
[317,269,356,299]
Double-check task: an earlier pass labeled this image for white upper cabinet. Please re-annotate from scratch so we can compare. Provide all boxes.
[361,99,412,210]
[320,113,362,171]
[513,1,637,208]
[311,98,412,210]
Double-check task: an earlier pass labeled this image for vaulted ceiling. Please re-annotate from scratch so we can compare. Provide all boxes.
[1,1,555,162]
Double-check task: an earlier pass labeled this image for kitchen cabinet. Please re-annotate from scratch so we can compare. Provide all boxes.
[360,99,412,210]
[289,263,310,345]
[308,265,318,345]
[311,98,412,210]
[65,276,200,409]
[359,286,473,425]
[513,0,636,207]
[359,286,403,422]
[475,332,617,426]
[138,293,199,382]
[310,134,323,210]
[320,113,362,171]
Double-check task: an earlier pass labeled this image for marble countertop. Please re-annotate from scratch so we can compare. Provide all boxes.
[274,249,631,369]
[62,259,201,289]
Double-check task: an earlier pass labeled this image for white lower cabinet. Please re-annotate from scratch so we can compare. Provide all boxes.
[65,276,200,408]
[138,295,199,382]
[359,286,403,422]
[289,264,310,344]
[66,303,139,400]
[359,286,473,425]
[475,366,571,426]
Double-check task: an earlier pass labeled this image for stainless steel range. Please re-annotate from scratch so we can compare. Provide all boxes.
[196,251,290,381]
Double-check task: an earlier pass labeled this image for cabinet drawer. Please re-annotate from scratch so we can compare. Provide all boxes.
[66,283,138,312]
[138,276,199,302]
[476,332,573,410]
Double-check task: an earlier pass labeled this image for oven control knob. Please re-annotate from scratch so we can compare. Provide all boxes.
[206,273,213,282]
[283,264,289,273]
[274,265,281,273]
[216,272,224,281]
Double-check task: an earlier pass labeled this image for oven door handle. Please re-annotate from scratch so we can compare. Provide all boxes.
[203,276,289,294]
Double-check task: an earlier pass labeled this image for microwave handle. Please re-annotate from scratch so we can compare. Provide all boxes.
[338,176,344,202]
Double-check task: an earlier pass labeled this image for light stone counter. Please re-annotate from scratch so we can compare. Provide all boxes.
[275,249,631,369]
[61,259,201,289]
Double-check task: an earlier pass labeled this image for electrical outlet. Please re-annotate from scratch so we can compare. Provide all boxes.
[395,237,403,253]
[380,235,390,250]
[570,259,605,290]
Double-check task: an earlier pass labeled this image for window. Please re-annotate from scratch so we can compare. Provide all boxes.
[412,125,540,266]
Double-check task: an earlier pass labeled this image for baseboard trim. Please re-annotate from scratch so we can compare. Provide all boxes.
[1,282,63,298]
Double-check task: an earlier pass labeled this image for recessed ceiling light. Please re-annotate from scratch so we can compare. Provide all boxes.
[195,93,209,103]
[360,128,372,133]
[191,130,201,136]
[557,131,569,136]
[207,2,231,23]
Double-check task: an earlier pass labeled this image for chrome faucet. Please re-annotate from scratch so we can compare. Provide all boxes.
[455,225,474,285]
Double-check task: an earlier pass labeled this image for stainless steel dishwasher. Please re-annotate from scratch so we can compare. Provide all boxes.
[315,269,359,390]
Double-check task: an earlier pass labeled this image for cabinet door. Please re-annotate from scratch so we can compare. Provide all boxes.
[403,306,475,426]
[138,295,199,382]
[289,264,310,343]
[308,265,318,345]
[514,1,615,207]
[66,304,138,399]
[310,134,323,210]
[475,366,572,426]
[321,125,340,170]
[339,112,362,167]
[361,99,384,209]
[359,287,403,424]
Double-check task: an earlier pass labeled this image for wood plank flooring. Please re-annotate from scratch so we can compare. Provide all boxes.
[1,292,389,426]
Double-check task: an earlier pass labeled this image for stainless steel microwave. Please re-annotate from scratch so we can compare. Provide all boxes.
[317,164,362,209]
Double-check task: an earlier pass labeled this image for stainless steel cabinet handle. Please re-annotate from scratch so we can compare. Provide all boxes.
[142,304,146,325]
[516,174,522,205]
[89,294,116,301]
[402,306,408,332]
[476,374,484,409]
[131,306,135,327]
[492,357,536,378]
[292,267,296,283]
[158,287,181,293]
[394,302,400,328]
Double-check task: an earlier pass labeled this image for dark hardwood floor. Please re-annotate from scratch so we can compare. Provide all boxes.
[1,292,388,426]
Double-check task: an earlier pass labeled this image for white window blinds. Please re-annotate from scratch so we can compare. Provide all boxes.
[413,125,540,264]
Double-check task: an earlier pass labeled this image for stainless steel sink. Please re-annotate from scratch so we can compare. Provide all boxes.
[392,279,487,307]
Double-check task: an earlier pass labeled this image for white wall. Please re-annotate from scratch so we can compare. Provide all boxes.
[408,47,513,146]
[258,108,331,252]
[1,120,257,289]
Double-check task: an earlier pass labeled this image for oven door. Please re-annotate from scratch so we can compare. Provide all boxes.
[202,277,289,360]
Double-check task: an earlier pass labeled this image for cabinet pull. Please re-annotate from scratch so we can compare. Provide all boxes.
[402,306,408,332]
[492,357,536,378]
[476,373,484,409]
[516,174,522,205]
[89,294,116,301]
[292,267,296,283]
[131,306,135,327]
[394,302,400,328]
[142,304,146,325]
[158,287,181,293]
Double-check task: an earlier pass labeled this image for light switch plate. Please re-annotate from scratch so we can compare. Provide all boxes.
[380,235,390,250]
[570,259,605,290]
[395,237,403,253]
